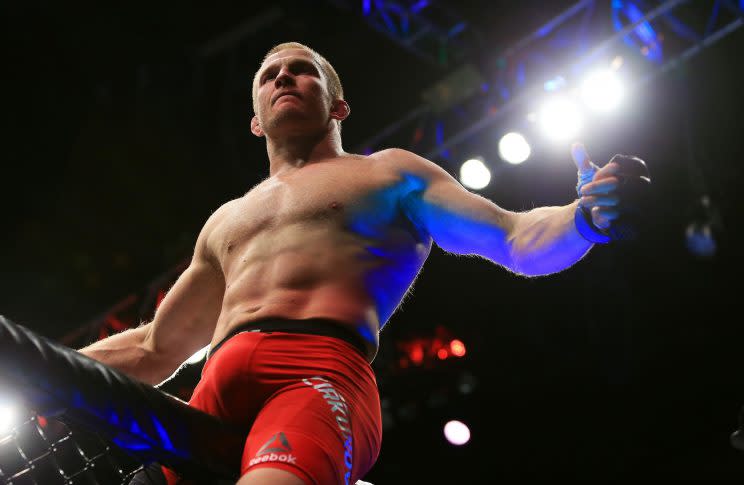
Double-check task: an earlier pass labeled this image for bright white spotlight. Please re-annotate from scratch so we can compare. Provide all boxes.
[459,159,491,190]
[581,70,624,113]
[0,404,17,434]
[443,420,471,446]
[498,132,531,164]
[538,97,583,141]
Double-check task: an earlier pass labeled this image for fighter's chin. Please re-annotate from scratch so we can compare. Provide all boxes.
[265,112,326,135]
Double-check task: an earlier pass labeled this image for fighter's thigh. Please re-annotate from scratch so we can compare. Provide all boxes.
[237,467,305,485]
[241,380,354,485]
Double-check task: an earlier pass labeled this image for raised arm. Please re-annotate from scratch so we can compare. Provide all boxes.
[386,148,597,277]
[79,206,227,385]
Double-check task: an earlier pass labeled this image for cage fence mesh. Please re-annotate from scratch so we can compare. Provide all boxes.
[0,409,152,485]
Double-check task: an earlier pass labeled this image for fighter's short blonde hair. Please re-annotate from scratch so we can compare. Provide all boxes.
[251,42,344,114]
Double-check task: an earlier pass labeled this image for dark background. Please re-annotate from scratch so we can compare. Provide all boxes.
[2,1,744,483]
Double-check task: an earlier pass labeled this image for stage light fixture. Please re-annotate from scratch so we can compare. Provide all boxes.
[443,419,471,446]
[685,195,719,258]
[410,343,424,365]
[459,158,491,190]
[685,221,716,258]
[581,69,624,113]
[0,403,17,434]
[538,97,583,141]
[449,339,466,357]
[498,132,531,164]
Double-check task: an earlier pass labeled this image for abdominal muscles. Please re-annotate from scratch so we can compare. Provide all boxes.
[210,220,428,352]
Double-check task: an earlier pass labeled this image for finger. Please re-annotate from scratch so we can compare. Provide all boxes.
[591,206,620,229]
[580,176,619,196]
[571,143,593,174]
[593,161,621,181]
[579,194,620,209]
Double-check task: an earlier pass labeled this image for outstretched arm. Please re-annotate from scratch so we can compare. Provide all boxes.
[79,206,228,385]
[389,145,617,276]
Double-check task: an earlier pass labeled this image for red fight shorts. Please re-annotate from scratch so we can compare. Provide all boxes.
[163,326,382,485]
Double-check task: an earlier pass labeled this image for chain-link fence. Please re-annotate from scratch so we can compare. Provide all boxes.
[0,410,155,485]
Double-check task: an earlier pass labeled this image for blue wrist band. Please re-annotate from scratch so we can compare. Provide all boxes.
[574,206,611,244]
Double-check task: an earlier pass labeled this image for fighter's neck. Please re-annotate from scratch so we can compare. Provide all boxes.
[266,131,346,176]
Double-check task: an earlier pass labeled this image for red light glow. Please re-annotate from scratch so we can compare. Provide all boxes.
[450,339,466,357]
[410,344,424,365]
[437,348,449,360]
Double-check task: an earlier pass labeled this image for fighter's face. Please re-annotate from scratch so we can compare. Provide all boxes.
[253,48,332,136]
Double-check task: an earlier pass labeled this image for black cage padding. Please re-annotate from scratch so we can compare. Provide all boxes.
[0,315,245,481]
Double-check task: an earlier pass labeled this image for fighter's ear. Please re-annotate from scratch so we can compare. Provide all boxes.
[330,99,350,122]
[250,115,264,137]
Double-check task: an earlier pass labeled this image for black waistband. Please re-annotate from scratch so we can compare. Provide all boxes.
[208,318,369,360]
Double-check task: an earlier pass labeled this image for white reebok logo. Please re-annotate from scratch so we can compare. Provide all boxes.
[248,432,297,466]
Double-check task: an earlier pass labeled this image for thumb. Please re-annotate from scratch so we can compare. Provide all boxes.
[571,143,593,174]
[572,142,598,196]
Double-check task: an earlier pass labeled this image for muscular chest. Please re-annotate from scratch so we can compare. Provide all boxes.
[211,161,407,255]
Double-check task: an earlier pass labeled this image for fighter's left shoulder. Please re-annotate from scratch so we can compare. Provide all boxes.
[367,148,445,181]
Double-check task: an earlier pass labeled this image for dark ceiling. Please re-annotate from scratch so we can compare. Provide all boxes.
[3,1,744,483]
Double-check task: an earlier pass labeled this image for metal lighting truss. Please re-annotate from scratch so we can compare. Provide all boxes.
[325,0,475,67]
[336,0,744,160]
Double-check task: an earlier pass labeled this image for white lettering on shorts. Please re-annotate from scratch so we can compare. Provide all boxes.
[303,376,354,485]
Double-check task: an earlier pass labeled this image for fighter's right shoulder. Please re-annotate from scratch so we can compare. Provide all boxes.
[199,199,236,234]
[194,199,239,267]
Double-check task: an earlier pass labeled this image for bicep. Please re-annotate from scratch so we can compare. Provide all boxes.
[144,257,225,362]
[143,209,228,363]
[397,153,516,265]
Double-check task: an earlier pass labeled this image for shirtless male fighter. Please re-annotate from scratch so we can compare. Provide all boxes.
[79,42,647,485]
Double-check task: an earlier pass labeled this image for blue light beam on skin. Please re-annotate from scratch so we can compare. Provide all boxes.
[347,174,431,330]
[363,245,429,330]
[398,172,584,276]
[399,174,509,264]
[356,325,376,346]
[346,169,584,327]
